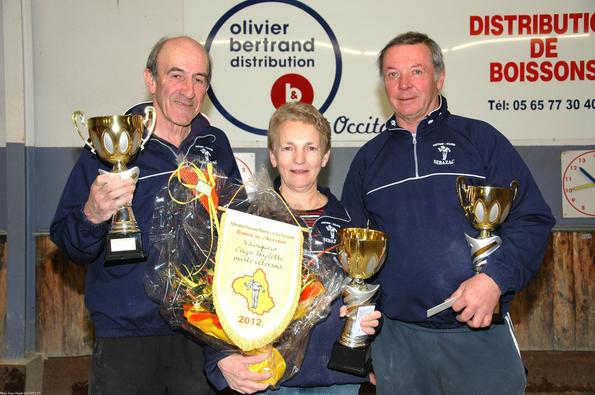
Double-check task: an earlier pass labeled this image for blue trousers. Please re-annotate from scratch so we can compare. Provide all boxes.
[371,314,526,395]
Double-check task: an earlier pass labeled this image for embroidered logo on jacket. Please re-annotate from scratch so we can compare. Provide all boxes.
[320,220,340,245]
[433,142,455,165]
[325,224,338,242]
[195,145,215,163]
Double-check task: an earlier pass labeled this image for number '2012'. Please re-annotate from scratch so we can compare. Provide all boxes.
[238,316,262,326]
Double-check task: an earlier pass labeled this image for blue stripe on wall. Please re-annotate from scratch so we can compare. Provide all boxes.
[0,147,5,233]
[1,145,594,233]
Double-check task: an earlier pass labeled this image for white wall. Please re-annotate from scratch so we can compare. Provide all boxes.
[2,0,29,146]
[31,0,184,147]
[4,0,594,148]
[0,0,4,147]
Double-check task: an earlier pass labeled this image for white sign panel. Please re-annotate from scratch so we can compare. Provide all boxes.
[186,0,595,147]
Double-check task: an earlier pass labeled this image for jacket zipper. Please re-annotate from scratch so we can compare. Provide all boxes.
[412,133,419,178]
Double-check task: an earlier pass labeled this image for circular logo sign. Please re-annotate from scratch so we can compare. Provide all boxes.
[270,73,314,108]
[205,0,342,135]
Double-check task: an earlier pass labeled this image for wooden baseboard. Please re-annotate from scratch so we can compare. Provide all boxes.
[523,351,595,393]
[359,351,595,394]
[0,354,43,393]
[1,351,593,394]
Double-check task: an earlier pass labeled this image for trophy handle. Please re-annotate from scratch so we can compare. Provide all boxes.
[456,176,466,207]
[140,106,156,151]
[510,180,519,201]
[71,110,96,154]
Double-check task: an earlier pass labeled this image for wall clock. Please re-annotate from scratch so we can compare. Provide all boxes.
[561,150,595,218]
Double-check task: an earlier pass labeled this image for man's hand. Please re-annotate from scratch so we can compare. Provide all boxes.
[217,353,271,394]
[83,173,136,224]
[339,305,382,335]
[369,372,377,385]
[450,273,501,328]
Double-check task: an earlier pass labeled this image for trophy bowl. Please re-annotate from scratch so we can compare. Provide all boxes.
[456,176,518,272]
[328,227,388,376]
[337,227,389,290]
[72,107,156,262]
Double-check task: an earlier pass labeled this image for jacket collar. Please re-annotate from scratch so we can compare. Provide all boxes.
[272,177,350,225]
[126,101,212,148]
[317,185,350,224]
[384,95,449,136]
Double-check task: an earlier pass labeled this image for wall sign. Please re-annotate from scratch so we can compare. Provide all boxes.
[186,0,595,146]
[204,0,341,136]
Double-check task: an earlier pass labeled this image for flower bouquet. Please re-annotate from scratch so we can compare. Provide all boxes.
[145,161,345,386]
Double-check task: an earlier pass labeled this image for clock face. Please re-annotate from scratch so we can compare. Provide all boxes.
[561,150,595,218]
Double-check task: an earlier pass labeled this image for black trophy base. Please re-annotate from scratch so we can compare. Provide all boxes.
[327,341,372,376]
[105,232,146,264]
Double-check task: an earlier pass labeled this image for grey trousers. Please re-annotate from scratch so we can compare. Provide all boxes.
[371,314,526,395]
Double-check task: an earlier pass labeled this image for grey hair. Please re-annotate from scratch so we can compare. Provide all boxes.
[145,36,212,82]
[377,31,445,81]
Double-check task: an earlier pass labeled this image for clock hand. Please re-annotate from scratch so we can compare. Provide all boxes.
[573,182,595,191]
[579,167,595,183]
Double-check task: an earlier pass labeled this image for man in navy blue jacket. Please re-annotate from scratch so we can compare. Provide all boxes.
[51,36,240,394]
[341,32,555,394]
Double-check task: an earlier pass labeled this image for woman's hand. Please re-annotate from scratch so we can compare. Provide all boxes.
[339,305,382,335]
[217,353,272,394]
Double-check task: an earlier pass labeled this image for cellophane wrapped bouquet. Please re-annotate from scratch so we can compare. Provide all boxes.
[145,161,345,387]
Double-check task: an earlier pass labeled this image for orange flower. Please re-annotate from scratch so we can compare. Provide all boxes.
[293,279,325,321]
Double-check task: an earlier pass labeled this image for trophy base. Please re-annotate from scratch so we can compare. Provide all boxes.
[327,341,372,376]
[105,232,146,263]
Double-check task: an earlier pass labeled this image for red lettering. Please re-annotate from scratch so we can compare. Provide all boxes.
[525,62,539,82]
[504,62,518,82]
[553,14,568,34]
[491,15,503,35]
[588,59,595,80]
[530,38,557,58]
[469,13,595,36]
[568,61,583,81]
[503,15,518,34]
[490,62,503,82]
[568,13,582,33]
[545,38,558,58]
[554,61,569,81]
[539,14,552,34]
[540,61,553,82]
[488,60,595,82]
[470,15,483,35]
[530,39,545,58]
[518,15,531,34]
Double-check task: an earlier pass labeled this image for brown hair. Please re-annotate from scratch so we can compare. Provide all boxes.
[377,31,445,81]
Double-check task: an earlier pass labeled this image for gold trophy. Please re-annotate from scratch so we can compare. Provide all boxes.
[328,227,388,376]
[72,107,156,262]
[456,176,518,273]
